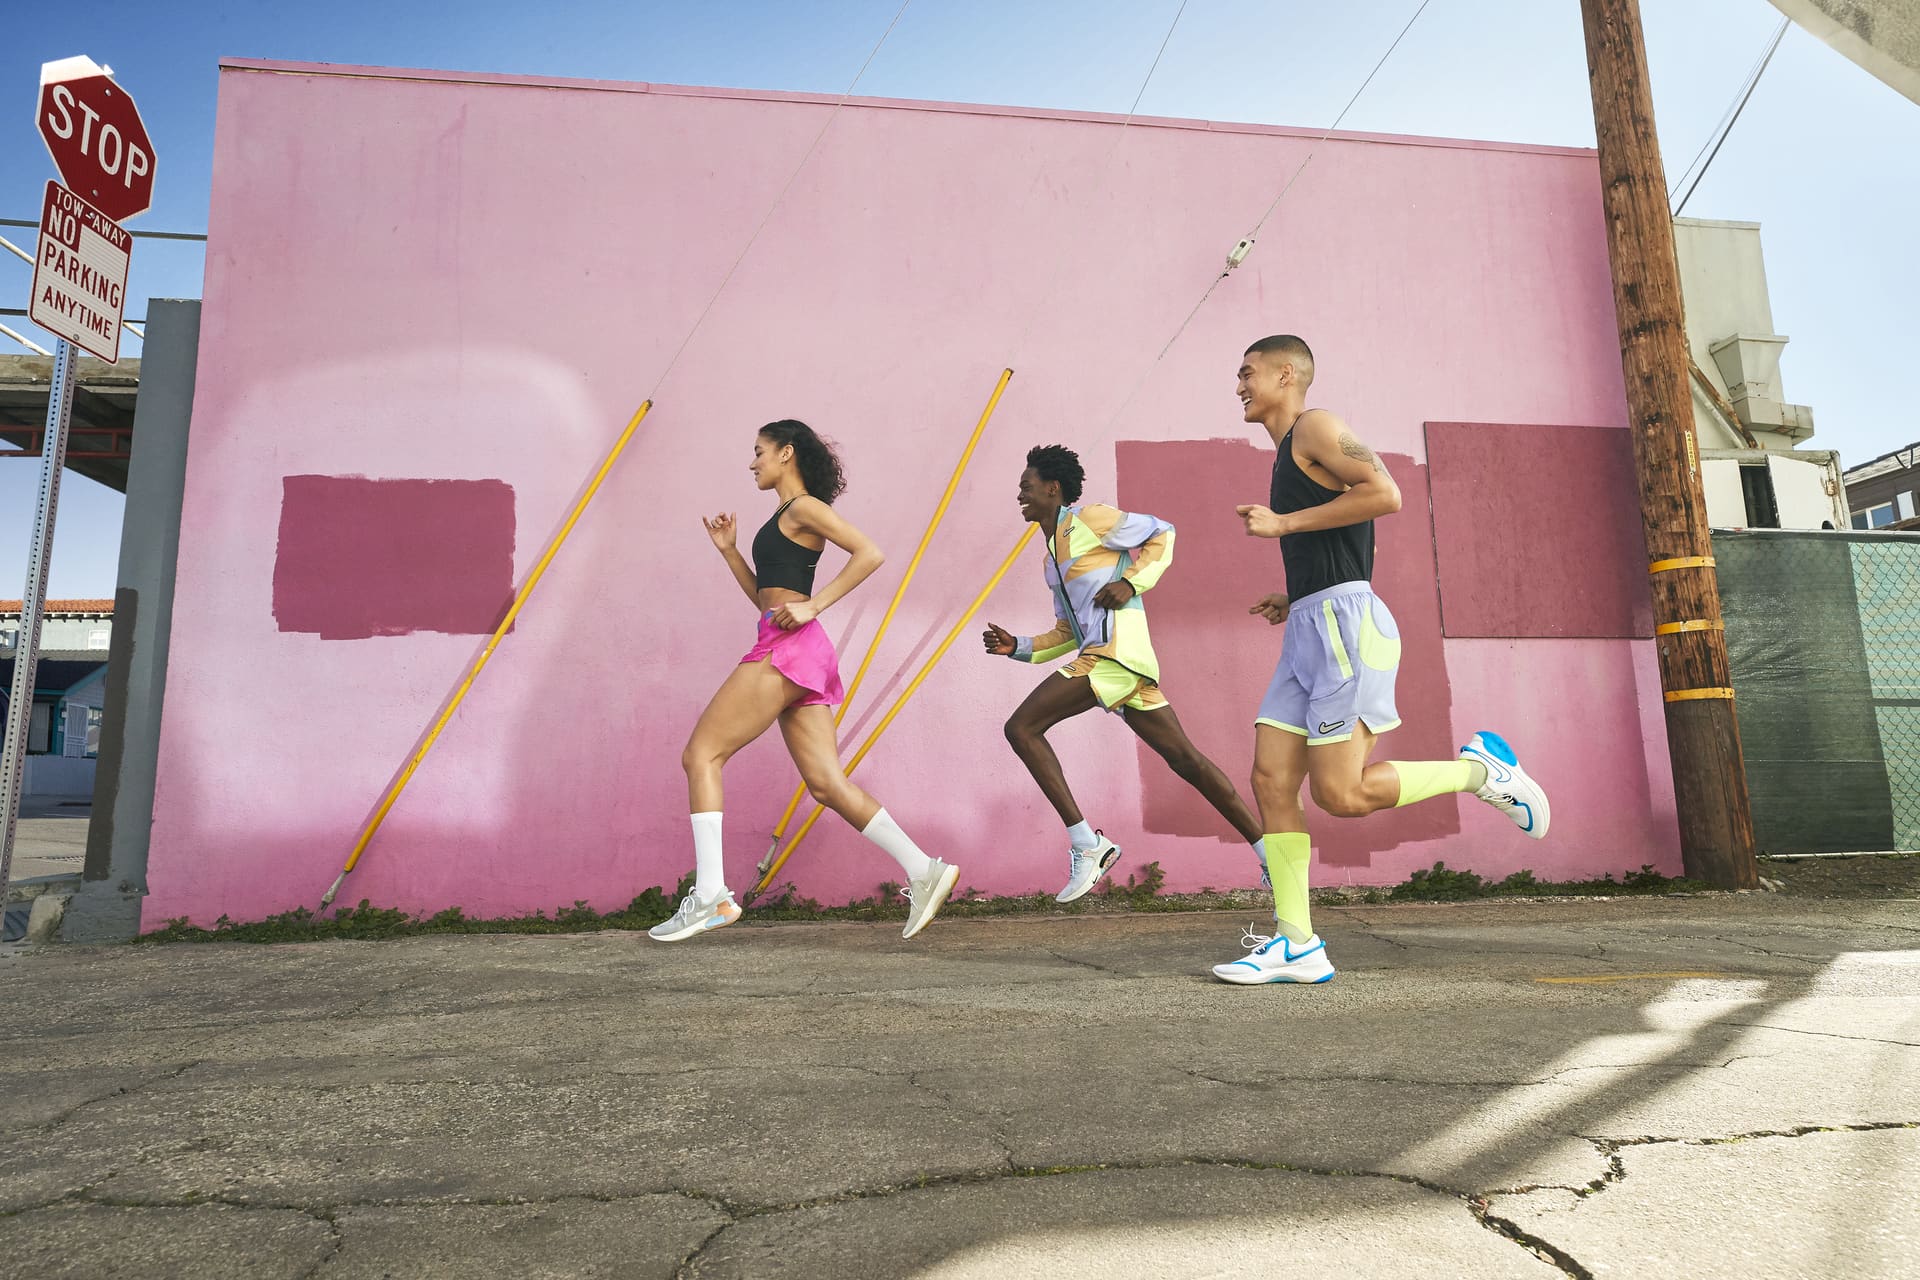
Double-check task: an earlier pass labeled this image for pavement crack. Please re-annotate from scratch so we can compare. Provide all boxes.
[697,1154,1481,1223]
[1558,1121,1920,1201]
[1709,935,1824,965]
[1728,1021,1920,1049]
[1349,927,1413,952]
[296,1208,345,1280]
[1042,948,1134,977]
[1177,1065,1250,1088]
[1176,1065,1519,1090]
[1470,1196,1595,1279]
[671,1207,738,1279]
[35,1059,202,1135]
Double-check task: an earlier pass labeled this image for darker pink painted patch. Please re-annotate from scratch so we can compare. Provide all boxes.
[1116,440,1459,867]
[1426,423,1653,639]
[273,476,515,639]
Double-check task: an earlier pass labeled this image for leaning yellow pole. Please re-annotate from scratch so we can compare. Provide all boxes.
[319,400,654,909]
[755,368,1013,876]
[752,524,1036,896]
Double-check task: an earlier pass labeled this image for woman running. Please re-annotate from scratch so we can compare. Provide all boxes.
[649,419,961,943]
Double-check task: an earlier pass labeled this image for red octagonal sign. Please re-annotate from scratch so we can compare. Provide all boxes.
[37,55,156,224]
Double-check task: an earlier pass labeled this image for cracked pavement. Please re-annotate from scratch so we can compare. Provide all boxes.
[0,894,1915,1277]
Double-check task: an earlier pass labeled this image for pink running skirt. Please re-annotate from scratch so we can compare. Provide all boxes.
[739,612,845,708]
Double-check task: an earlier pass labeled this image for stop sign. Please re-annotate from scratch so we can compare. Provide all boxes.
[37,55,155,224]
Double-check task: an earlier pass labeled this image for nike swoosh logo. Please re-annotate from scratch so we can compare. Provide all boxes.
[1474,749,1515,784]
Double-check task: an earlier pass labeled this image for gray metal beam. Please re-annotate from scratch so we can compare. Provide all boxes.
[63,300,199,943]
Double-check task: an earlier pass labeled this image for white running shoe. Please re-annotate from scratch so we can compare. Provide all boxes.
[647,889,741,941]
[903,858,960,939]
[1056,833,1121,903]
[1460,731,1551,839]
[1211,926,1335,985]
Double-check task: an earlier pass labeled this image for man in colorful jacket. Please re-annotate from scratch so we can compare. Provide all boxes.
[983,444,1267,901]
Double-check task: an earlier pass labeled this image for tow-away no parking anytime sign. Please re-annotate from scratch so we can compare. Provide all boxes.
[28,180,131,363]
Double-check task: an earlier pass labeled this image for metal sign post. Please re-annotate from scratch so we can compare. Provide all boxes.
[4,55,156,894]
[0,338,78,885]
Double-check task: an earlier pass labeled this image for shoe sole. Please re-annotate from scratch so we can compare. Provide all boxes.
[903,864,961,939]
[1211,965,1336,985]
[1055,845,1122,904]
[648,912,739,943]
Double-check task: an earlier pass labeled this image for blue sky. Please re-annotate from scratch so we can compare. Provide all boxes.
[4,0,1916,596]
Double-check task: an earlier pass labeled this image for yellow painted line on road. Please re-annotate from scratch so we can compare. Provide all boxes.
[1536,971,1729,985]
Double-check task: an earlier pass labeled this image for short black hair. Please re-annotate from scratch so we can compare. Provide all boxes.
[1024,444,1084,504]
[1244,334,1315,383]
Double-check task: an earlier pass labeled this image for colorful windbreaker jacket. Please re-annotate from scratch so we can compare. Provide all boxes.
[1008,503,1176,681]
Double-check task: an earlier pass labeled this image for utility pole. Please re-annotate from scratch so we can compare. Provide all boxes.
[1580,0,1758,888]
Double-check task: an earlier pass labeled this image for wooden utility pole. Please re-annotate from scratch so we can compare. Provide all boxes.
[1580,0,1758,889]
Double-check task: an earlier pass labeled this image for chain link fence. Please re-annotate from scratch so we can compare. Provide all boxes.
[1716,529,1920,854]
[1849,537,1920,850]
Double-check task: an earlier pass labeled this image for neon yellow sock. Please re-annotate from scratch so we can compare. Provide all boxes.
[1261,833,1313,944]
[1390,760,1476,808]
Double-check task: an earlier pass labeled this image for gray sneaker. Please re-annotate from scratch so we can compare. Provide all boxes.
[648,889,741,942]
[903,858,960,939]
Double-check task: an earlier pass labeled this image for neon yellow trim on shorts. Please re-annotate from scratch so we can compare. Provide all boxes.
[1255,717,1308,736]
[1323,599,1353,680]
[1358,607,1401,671]
[1063,654,1166,711]
[1307,732,1355,746]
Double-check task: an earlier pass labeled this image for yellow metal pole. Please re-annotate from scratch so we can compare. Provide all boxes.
[319,400,654,908]
[755,369,1014,875]
[751,524,1036,896]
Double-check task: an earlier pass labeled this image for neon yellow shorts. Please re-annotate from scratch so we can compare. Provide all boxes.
[1059,652,1169,713]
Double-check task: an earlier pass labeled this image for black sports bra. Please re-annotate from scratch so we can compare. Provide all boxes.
[751,496,823,595]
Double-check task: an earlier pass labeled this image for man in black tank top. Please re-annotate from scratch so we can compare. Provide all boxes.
[1208,335,1553,988]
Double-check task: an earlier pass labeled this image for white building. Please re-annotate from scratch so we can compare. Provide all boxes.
[1674,217,1848,530]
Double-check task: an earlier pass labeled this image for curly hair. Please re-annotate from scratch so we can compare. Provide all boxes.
[1024,444,1084,504]
[758,419,847,504]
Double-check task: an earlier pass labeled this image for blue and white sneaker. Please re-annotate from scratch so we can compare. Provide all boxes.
[647,889,741,941]
[1056,833,1121,903]
[1460,731,1550,839]
[1211,927,1335,985]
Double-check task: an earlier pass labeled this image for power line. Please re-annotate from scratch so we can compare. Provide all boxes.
[1005,0,1193,363]
[641,0,914,402]
[1101,0,1436,427]
[1670,16,1790,217]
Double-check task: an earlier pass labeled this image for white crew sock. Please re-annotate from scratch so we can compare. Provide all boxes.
[690,811,727,898]
[860,808,934,880]
[1066,820,1098,850]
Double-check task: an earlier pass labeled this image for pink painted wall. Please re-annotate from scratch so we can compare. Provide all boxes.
[147,60,1679,925]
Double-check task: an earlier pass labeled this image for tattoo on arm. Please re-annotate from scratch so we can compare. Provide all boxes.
[1337,429,1386,475]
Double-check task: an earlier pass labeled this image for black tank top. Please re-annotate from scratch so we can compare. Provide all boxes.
[751,496,822,595]
[1271,425,1373,599]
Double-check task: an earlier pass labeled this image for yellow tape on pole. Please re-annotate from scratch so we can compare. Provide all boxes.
[1648,555,1716,574]
[752,524,1037,895]
[1663,686,1736,703]
[320,400,653,907]
[759,369,1014,866]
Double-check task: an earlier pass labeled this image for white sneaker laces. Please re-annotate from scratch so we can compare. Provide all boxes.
[1238,924,1274,953]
